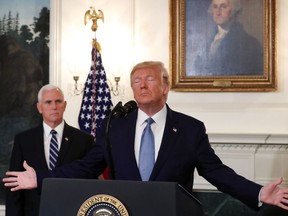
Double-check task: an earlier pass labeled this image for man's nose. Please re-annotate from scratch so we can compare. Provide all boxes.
[51,102,57,109]
[140,80,147,88]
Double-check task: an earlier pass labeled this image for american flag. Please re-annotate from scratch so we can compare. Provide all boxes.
[78,44,113,140]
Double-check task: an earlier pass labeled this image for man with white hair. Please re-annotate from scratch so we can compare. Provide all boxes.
[5,84,94,216]
[193,0,263,76]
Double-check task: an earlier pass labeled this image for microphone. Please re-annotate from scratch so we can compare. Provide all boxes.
[111,100,137,119]
[109,101,123,117]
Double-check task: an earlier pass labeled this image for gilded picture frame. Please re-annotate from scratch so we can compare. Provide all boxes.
[170,0,277,92]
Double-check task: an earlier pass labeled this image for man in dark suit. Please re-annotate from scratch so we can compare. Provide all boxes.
[5,84,94,216]
[3,62,288,211]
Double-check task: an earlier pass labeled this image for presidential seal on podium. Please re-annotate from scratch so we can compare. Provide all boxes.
[77,194,129,216]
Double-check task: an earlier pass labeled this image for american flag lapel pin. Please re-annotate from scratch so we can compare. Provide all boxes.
[173,127,177,132]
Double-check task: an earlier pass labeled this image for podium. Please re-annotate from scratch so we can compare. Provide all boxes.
[39,178,204,216]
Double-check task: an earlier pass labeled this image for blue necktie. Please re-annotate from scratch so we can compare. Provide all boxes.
[139,118,155,181]
[49,129,59,170]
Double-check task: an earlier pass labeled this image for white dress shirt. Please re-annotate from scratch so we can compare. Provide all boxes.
[134,105,167,166]
[209,25,229,57]
[43,121,65,166]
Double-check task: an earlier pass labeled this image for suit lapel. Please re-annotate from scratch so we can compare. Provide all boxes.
[123,112,140,175]
[35,125,49,169]
[150,106,179,180]
[111,110,142,180]
[56,123,70,165]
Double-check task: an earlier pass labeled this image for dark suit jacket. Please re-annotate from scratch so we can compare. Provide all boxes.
[6,122,94,216]
[37,105,262,209]
[194,22,263,76]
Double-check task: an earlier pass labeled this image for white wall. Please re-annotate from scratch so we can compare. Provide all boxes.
[51,0,288,135]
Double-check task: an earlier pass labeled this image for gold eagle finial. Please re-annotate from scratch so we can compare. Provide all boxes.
[84,7,104,32]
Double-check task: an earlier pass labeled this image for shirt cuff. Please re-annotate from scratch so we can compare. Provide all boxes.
[258,187,263,207]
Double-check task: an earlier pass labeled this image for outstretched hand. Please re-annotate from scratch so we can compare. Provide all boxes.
[261,177,288,210]
[2,161,37,191]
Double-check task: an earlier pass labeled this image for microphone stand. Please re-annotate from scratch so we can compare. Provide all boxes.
[105,101,122,180]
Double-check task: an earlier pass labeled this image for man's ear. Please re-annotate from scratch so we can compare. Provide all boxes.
[163,84,170,96]
[64,101,67,110]
[36,102,42,114]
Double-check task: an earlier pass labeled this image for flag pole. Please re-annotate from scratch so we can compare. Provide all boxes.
[79,6,113,179]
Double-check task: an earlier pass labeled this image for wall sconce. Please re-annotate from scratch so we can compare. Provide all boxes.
[71,75,84,96]
[110,76,121,96]
[69,75,124,98]
[108,76,125,101]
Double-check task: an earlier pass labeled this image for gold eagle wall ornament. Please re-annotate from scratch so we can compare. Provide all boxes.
[84,7,104,32]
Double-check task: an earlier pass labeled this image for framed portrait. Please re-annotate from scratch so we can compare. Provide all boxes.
[170,0,277,92]
[0,0,50,204]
